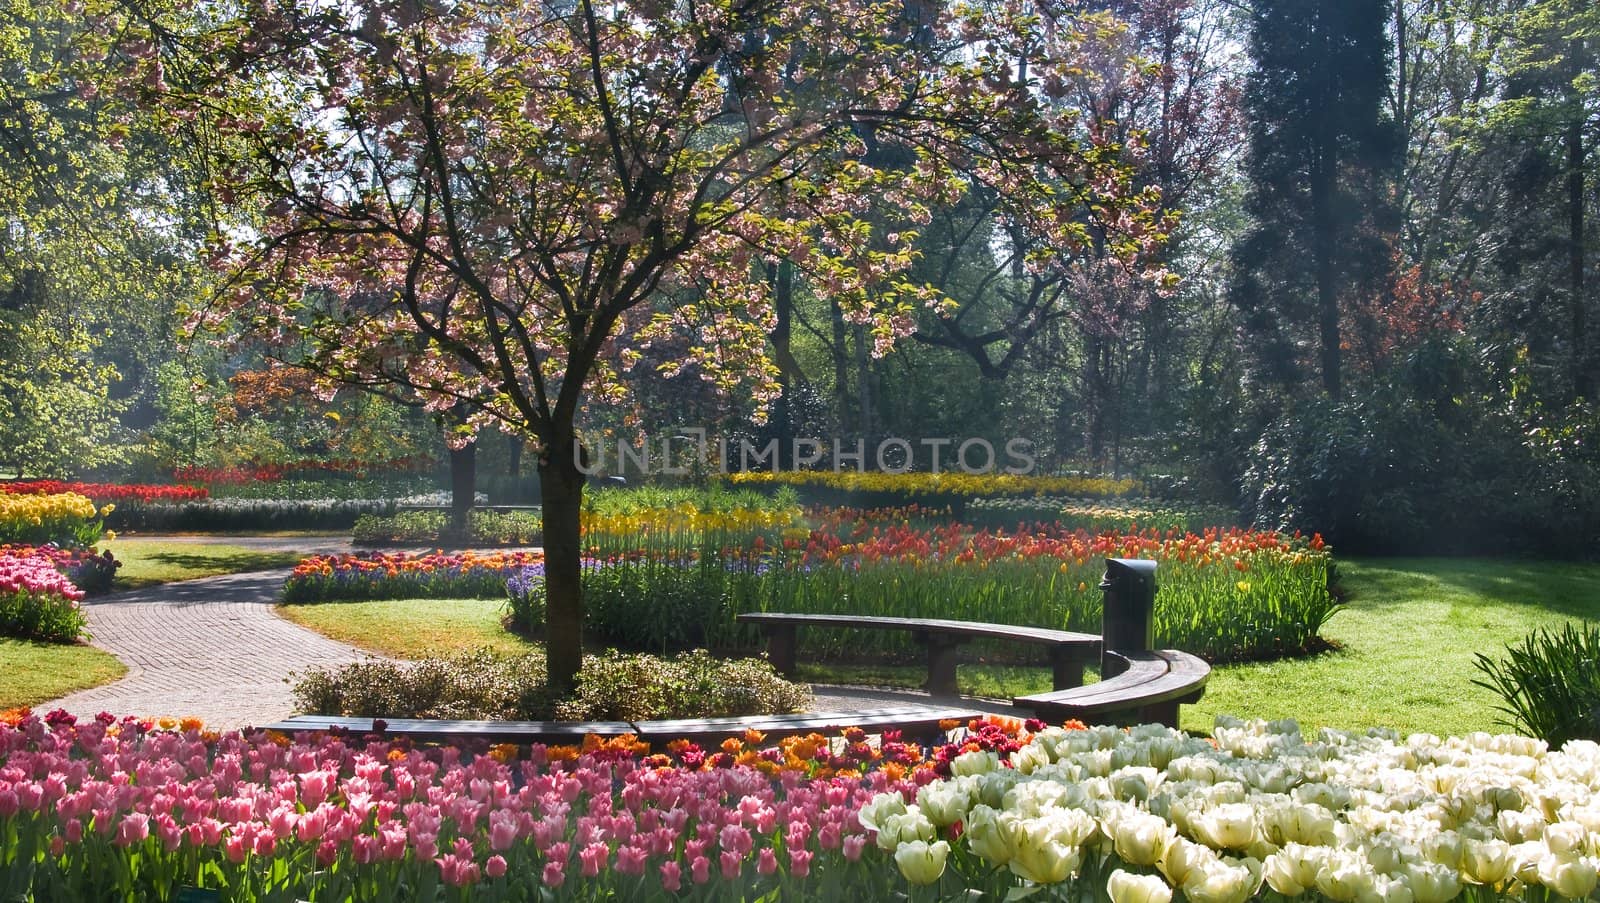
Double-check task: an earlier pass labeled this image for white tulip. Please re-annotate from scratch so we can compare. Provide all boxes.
[1191,803,1258,851]
[950,749,1001,777]
[1012,741,1052,775]
[1182,855,1262,903]
[1111,809,1179,867]
[893,839,950,885]
[1263,844,1325,896]
[964,804,1019,865]
[916,781,972,828]
[1460,837,1515,886]
[1536,852,1599,900]
[1008,821,1083,885]
[1160,837,1219,887]
[1544,820,1589,855]
[855,792,907,834]
[1107,869,1174,903]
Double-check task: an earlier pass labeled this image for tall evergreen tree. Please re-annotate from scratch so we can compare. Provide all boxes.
[1229,0,1400,398]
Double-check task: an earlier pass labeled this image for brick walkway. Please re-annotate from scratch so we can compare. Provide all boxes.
[48,569,376,730]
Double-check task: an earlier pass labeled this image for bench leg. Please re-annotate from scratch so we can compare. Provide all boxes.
[1049,652,1084,692]
[1140,700,1180,728]
[922,635,964,697]
[767,625,797,677]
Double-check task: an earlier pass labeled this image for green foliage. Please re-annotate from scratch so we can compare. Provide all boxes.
[1473,622,1600,747]
[351,509,541,546]
[292,647,810,721]
[113,498,399,533]
[556,649,811,721]
[0,589,88,643]
[292,648,551,721]
[0,312,126,477]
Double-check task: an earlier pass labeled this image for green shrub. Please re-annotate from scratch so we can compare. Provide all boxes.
[291,647,810,721]
[292,649,552,720]
[555,649,811,721]
[111,498,398,532]
[1473,622,1600,747]
[351,509,542,545]
[964,496,1238,533]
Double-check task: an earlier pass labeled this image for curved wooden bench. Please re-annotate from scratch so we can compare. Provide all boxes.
[1013,650,1209,728]
[736,612,1102,696]
[260,706,985,747]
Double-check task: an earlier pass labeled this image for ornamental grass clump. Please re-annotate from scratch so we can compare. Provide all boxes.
[1474,621,1600,748]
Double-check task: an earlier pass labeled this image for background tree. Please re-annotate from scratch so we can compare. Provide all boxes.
[1229,0,1400,400]
[142,0,1169,690]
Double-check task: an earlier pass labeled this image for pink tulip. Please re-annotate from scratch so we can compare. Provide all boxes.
[541,861,565,889]
[616,843,647,875]
[580,841,608,877]
[757,847,778,875]
[690,855,711,885]
[660,860,682,891]
[720,849,743,879]
[114,813,149,848]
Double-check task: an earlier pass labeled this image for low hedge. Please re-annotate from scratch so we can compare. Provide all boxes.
[291,647,811,721]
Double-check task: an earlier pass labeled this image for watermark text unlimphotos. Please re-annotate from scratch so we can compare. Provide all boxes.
[577,429,1036,476]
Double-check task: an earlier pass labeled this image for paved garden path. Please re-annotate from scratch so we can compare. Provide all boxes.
[48,568,379,729]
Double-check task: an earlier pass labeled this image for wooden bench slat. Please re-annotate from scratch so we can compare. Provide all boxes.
[261,716,634,744]
[737,612,1101,648]
[737,611,1102,695]
[1014,650,1209,728]
[633,707,983,744]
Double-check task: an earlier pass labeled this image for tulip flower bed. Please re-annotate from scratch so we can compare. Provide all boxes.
[963,497,1238,534]
[729,470,1146,507]
[4,711,1599,902]
[0,551,88,641]
[0,709,1037,901]
[283,551,547,604]
[1,480,209,504]
[0,491,106,547]
[857,716,1600,901]
[290,517,1336,663]
[584,519,1338,663]
[0,544,120,595]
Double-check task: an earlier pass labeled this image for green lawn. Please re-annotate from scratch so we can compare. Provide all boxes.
[277,557,1600,738]
[106,539,305,589]
[0,639,126,710]
[276,598,539,659]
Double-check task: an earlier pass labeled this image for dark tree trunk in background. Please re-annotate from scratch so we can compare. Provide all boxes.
[830,299,850,434]
[1566,89,1587,397]
[1312,160,1343,398]
[770,259,798,467]
[538,433,586,695]
[448,439,476,540]
[508,435,523,478]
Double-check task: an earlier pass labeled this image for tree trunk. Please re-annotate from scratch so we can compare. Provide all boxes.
[1312,161,1343,398]
[448,440,476,542]
[830,299,850,433]
[508,435,523,478]
[1566,95,1587,397]
[539,434,586,695]
[771,260,796,467]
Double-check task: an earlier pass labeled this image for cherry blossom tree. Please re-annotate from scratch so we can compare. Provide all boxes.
[126,0,1170,690]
